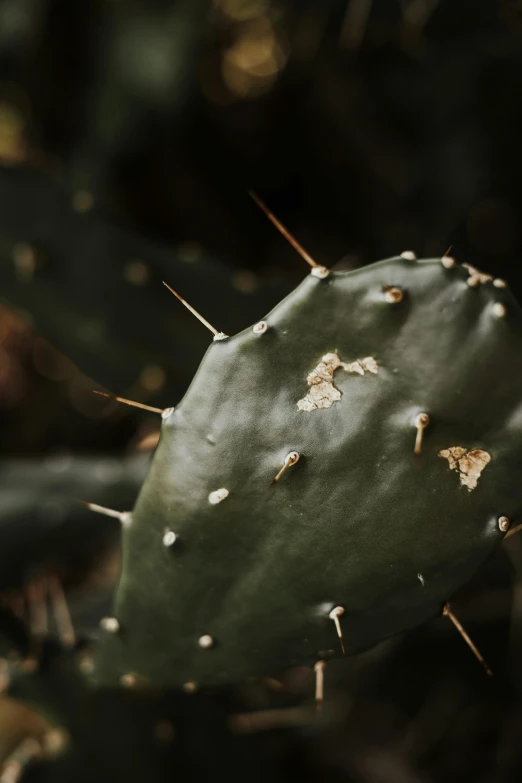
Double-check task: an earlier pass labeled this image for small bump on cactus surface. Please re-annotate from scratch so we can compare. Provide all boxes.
[383,285,403,303]
[492,302,507,318]
[162,530,177,547]
[100,617,119,634]
[208,489,229,505]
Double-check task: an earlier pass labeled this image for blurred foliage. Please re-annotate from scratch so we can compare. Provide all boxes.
[1,0,522,780]
[7,641,279,783]
[0,453,148,592]
[0,166,291,408]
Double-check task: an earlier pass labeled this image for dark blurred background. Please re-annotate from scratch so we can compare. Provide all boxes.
[1,1,522,781]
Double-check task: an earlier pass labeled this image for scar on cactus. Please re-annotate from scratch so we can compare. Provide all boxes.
[439,447,491,491]
[297,352,378,412]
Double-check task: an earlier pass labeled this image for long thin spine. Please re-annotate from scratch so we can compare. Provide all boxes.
[78,500,131,525]
[93,390,164,414]
[249,191,328,276]
[443,603,492,676]
[162,282,227,340]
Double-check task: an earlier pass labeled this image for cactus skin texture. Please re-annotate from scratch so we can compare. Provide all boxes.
[95,256,522,688]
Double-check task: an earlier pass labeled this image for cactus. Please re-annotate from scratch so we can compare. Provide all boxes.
[3,248,521,783]
[89,252,522,688]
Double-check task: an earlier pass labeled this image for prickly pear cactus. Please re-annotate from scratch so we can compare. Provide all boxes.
[95,255,522,688]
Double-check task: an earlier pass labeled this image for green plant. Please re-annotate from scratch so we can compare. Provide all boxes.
[3,241,522,783]
[89,249,522,688]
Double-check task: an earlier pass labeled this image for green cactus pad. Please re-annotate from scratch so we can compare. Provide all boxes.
[95,256,522,687]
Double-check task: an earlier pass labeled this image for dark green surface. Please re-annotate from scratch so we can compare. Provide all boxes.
[96,257,522,686]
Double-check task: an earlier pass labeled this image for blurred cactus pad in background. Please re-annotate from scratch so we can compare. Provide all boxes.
[2,1,522,781]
